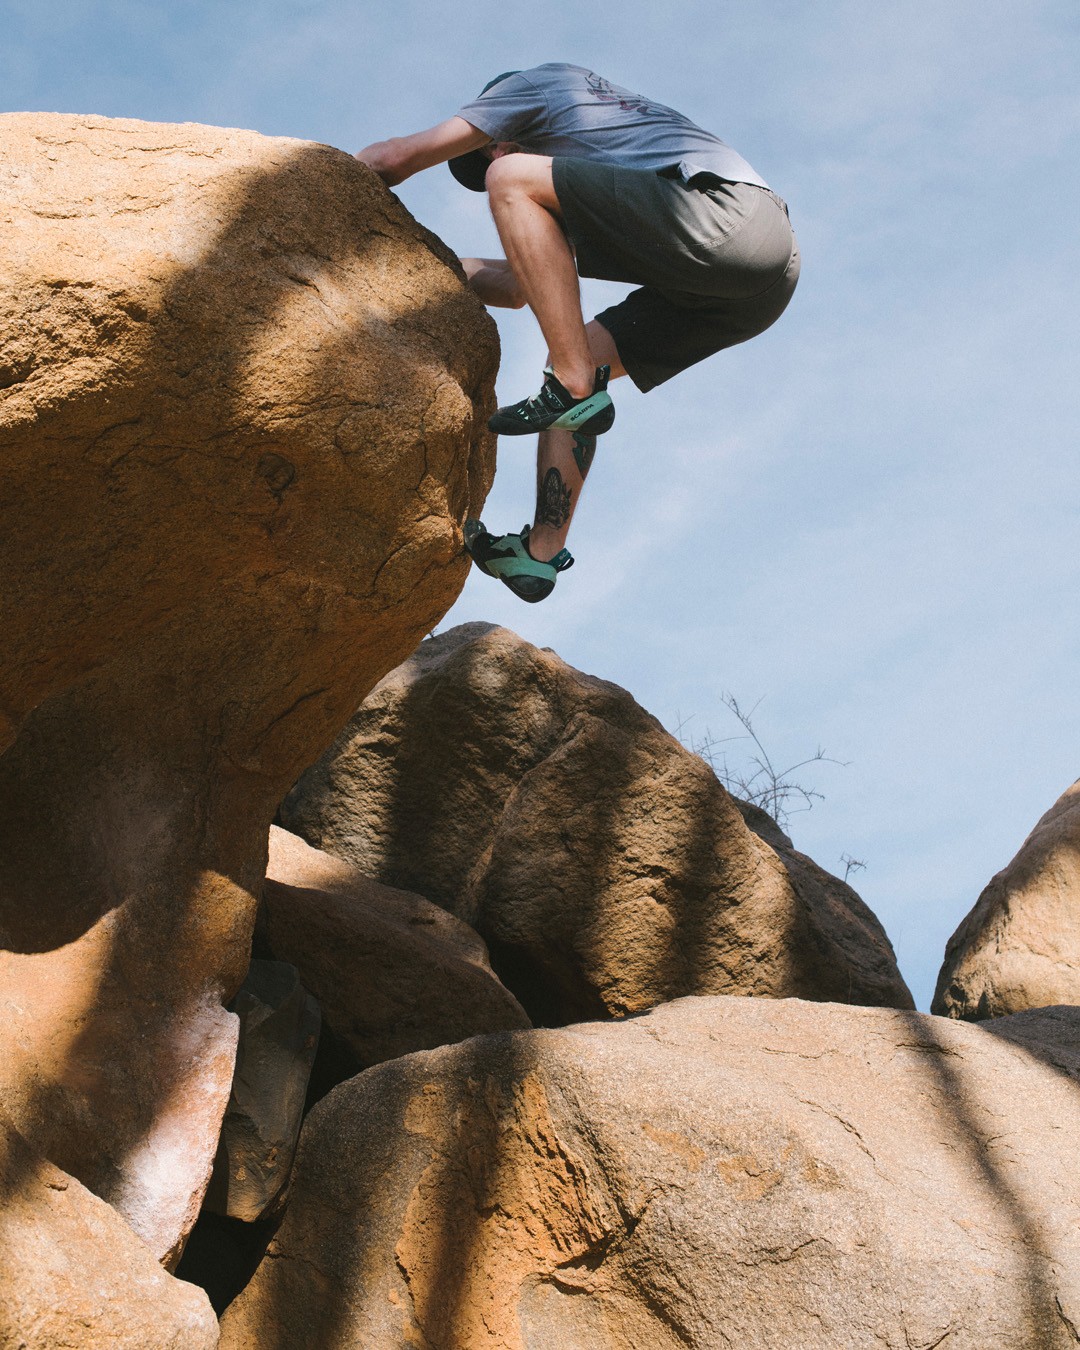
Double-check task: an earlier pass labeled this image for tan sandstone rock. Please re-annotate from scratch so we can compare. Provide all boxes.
[280,623,913,1021]
[260,825,530,1070]
[220,996,1080,1350]
[933,779,1080,1019]
[0,114,496,1261]
[0,1115,219,1348]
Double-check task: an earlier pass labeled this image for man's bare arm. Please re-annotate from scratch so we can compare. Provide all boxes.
[356,116,490,187]
[459,257,525,309]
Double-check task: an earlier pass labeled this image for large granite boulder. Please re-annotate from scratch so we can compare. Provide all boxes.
[280,623,912,1021]
[220,997,1080,1350]
[260,825,530,1070]
[934,778,1080,1019]
[0,1115,218,1348]
[0,114,496,1261]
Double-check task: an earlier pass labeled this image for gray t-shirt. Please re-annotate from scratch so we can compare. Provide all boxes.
[456,63,768,189]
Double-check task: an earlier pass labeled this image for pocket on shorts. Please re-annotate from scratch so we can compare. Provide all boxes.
[667,187,796,300]
[612,171,738,255]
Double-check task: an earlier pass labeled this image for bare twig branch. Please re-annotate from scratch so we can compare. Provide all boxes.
[839,853,868,883]
[681,693,853,837]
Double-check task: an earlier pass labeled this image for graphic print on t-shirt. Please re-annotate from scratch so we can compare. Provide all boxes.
[584,72,662,117]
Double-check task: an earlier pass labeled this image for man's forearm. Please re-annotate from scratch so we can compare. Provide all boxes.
[355,137,413,187]
[356,116,490,186]
[460,258,525,309]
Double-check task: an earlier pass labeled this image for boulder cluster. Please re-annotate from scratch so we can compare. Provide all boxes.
[3,113,1080,1349]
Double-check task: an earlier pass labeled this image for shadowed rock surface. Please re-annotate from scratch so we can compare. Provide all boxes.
[203,960,320,1223]
[0,1116,218,1348]
[219,997,1080,1350]
[0,113,497,1261]
[260,825,530,1071]
[280,623,913,1022]
[934,779,1080,1019]
[979,1001,1080,1069]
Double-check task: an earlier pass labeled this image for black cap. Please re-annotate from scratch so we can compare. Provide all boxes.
[448,71,520,192]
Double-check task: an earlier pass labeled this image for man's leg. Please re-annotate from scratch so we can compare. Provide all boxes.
[527,320,626,561]
[456,258,606,558]
[528,427,596,557]
[483,154,596,399]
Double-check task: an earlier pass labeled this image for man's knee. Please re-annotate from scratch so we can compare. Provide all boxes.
[485,154,558,209]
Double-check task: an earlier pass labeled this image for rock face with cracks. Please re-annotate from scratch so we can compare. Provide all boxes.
[0,113,497,1262]
[934,778,1080,1019]
[261,825,530,1071]
[280,623,913,1022]
[220,997,1080,1350]
[0,1116,218,1349]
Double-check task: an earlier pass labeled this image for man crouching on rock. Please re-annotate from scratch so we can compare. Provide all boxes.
[357,62,799,603]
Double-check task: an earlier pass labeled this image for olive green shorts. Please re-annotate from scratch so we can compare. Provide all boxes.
[552,156,801,392]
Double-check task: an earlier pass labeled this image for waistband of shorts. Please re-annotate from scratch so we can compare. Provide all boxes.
[676,169,790,219]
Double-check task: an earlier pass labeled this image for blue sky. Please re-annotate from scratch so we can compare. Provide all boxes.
[6,0,1078,1008]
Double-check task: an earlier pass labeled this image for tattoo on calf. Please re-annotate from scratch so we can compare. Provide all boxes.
[538,467,572,526]
[571,431,597,477]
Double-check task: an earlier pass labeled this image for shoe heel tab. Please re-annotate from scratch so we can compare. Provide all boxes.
[550,548,574,572]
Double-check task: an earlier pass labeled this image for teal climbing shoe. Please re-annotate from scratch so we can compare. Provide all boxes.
[463,520,573,603]
[488,366,615,437]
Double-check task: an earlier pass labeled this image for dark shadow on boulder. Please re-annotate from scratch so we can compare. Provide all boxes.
[175,1209,285,1317]
[896,1010,1076,1344]
[977,1003,1080,1076]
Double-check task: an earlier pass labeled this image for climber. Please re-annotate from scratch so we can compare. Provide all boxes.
[356,63,799,602]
